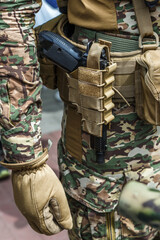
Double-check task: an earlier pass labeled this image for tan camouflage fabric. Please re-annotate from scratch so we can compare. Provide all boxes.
[0,0,43,163]
[58,105,160,240]
[0,0,160,239]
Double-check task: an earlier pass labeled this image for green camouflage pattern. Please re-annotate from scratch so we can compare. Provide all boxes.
[114,0,138,35]
[114,0,160,36]
[119,181,160,229]
[1,0,160,239]
[0,0,43,163]
[58,105,160,239]
[57,2,160,239]
[66,196,157,240]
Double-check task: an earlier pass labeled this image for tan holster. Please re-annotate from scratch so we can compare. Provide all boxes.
[67,41,116,137]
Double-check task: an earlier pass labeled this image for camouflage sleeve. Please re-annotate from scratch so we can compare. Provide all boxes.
[0,0,43,163]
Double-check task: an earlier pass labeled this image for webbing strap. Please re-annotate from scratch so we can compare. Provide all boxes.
[66,105,82,163]
[132,0,153,39]
[87,43,104,69]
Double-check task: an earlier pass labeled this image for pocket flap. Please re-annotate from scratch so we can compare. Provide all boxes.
[137,49,160,101]
[58,142,123,213]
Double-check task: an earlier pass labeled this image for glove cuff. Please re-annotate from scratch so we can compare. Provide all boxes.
[0,149,48,171]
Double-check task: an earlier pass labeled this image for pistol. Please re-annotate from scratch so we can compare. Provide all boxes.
[38,31,108,163]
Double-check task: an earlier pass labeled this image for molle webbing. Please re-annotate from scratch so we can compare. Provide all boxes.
[67,65,116,137]
[67,41,116,137]
[112,51,141,103]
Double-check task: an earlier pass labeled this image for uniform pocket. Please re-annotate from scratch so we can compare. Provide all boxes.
[58,140,124,213]
[135,50,160,125]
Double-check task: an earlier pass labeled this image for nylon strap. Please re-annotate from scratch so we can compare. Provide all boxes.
[132,0,153,38]
[87,43,109,69]
[66,105,82,163]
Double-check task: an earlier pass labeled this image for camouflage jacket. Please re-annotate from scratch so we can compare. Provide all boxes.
[0,0,43,163]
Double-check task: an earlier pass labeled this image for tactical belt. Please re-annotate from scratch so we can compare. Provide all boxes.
[73,26,159,53]
[73,26,140,52]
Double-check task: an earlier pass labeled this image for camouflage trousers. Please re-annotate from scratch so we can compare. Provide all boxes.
[58,104,160,240]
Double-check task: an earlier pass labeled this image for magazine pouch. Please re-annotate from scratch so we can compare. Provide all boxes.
[67,40,117,137]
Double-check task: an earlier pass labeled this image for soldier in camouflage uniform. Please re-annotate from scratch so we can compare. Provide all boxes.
[0,0,43,163]
[0,0,160,240]
[56,1,160,240]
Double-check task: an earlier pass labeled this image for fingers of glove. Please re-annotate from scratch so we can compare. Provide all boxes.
[28,220,62,236]
[27,214,62,235]
[45,166,73,229]
[43,201,63,234]
[26,219,52,235]
[49,197,73,229]
[30,219,61,236]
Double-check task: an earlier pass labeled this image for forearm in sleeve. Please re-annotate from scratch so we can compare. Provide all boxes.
[0,0,43,163]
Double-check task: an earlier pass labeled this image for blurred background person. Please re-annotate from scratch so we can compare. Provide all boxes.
[34,0,60,28]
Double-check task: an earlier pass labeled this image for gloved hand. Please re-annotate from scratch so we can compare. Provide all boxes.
[0,149,73,235]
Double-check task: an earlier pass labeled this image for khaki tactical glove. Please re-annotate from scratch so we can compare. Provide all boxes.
[0,149,73,235]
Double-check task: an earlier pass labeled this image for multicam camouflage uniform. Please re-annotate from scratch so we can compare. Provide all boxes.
[57,1,160,239]
[1,0,160,240]
[0,0,43,163]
